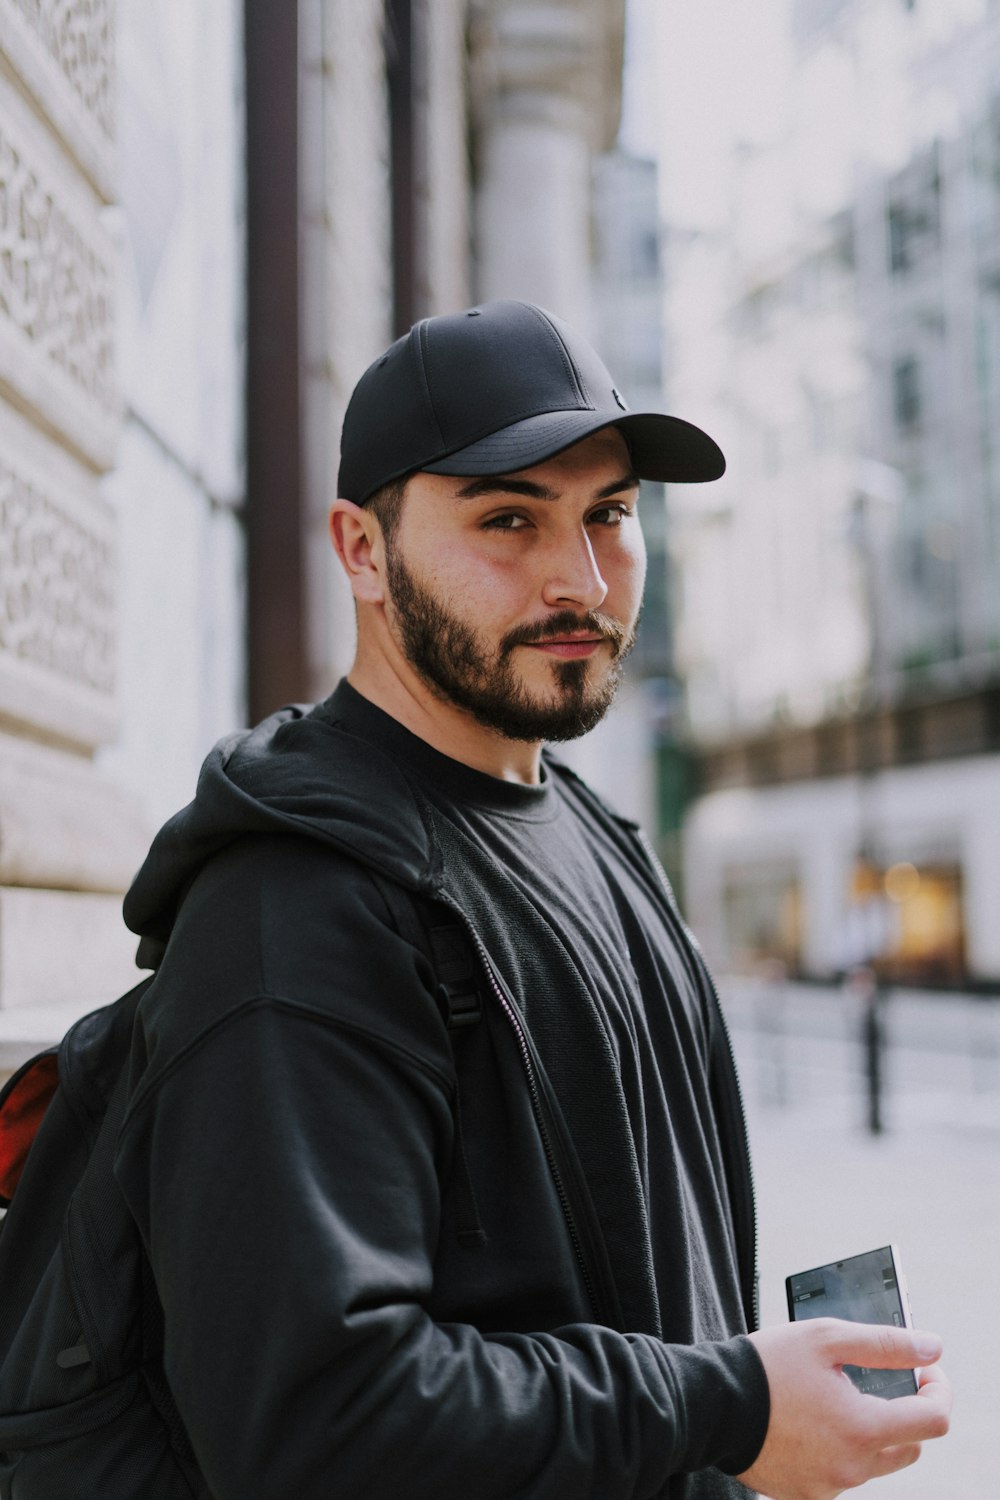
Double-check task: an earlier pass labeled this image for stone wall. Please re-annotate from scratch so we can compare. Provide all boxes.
[0,0,245,1067]
[101,0,245,831]
[0,0,132,1062]
[301,0,473,697]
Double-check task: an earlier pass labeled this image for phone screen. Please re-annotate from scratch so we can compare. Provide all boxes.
[786,1245,917,1399]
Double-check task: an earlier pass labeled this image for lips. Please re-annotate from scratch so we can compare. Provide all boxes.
[524,636,605,659]
[502,610,627,659]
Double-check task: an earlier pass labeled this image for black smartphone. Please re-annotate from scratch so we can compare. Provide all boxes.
[785,1243,918,1399]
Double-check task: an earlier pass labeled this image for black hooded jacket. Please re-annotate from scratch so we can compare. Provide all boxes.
[114,683,769,1499]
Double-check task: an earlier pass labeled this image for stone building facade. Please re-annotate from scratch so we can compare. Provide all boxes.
[0,0,627,1067]
[0,0,245,1064]
[662,0,1000,985]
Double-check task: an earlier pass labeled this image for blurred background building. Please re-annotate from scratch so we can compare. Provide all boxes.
[3,0,671,1059]
[661,0,1000,989]
[9,0,999,1050]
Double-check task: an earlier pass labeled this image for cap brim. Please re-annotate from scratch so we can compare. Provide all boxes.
[421,408,725,484]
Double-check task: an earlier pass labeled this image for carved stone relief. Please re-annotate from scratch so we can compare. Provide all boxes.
[8,0,115,142]
[0,457,114,696]
[0,0,116,201]
[0,68,117,470]
[0,114,116,424]
[0,0,118,753]
[0,390,116,749]
[0,0,145,1030]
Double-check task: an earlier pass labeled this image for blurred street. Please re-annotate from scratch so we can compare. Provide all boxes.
[725,979,999,1498]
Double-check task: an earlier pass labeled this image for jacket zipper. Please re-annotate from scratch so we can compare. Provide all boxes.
[696,956,761,1333]
[633,830,761,1333]
[439,897,608,1326]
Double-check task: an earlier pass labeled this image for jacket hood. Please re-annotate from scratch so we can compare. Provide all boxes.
[123,701,441,969]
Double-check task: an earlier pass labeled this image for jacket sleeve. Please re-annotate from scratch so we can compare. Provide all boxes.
[114,839,769,1500]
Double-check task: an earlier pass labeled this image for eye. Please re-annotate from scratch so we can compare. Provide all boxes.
[588,503,634,526]
[482,512,531,531]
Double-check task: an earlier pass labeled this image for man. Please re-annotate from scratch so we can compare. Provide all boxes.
[118,301,950,1498]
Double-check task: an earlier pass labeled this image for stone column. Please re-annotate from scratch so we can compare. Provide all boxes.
[470,0,625,332]
[300,0,395,697]
[411,0,473,319]
[0,0,144,1064]
[302,0,473,696]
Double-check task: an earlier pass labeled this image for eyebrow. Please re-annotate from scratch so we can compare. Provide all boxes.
[454,471,640,503]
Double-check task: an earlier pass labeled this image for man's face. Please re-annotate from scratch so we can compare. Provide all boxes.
[379,429,645,742]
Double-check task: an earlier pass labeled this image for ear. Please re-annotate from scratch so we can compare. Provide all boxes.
[329,499,385,604]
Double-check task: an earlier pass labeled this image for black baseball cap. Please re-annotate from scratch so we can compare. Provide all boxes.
[336,299,725,503]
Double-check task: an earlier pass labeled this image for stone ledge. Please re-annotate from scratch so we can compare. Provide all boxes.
[0,733,148,890]
[0,888,141,1020]
[0,654,118,756]
[0,996,108,1074]
[0,885,147,1080]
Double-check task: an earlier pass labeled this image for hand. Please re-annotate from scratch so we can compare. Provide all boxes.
[736,1318,952,1500]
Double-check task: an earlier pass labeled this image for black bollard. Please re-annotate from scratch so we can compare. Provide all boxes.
[862,981,885,1136]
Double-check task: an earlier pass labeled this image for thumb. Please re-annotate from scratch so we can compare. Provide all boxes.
[824,1321,942,1370]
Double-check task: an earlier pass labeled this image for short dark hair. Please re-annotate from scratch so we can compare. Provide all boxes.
[363,474,408,543]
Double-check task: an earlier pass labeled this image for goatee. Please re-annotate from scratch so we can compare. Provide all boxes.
[384,544,637,742]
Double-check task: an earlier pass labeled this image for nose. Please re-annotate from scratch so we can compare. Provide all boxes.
[540,528,609,611]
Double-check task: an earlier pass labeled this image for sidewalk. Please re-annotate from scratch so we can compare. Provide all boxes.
[728,1000,998,1499]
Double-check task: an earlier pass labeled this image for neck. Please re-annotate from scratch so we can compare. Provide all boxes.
[346,652,544,784]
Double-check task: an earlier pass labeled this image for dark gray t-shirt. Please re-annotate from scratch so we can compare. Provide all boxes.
[336,684,747,1345]
[334,682,756,1498]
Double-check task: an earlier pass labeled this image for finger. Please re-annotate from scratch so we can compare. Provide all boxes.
[869,1442,922,1479]
[822,1320,943,1370]
[913,1362,952,1419]
[916,1360,948,1389]
[860,1381,952,1447]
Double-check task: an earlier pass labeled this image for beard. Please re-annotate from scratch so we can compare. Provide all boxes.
[383,541,637,742]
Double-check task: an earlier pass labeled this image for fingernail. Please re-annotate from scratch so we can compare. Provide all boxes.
[915,1334,942,1362]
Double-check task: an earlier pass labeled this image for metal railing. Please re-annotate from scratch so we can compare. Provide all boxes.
[719,973,1000,1134]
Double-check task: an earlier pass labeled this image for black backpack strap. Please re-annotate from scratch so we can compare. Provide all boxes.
[369,872,487,1247]
[425,922,483,1030]
[369,873,483,1032]
[138,1253,205,1484]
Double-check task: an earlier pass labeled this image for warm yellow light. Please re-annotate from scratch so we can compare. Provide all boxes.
[884,861,921,903]
[851,859,882,899]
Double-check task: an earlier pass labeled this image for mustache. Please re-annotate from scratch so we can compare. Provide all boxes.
[501,609,630,657]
